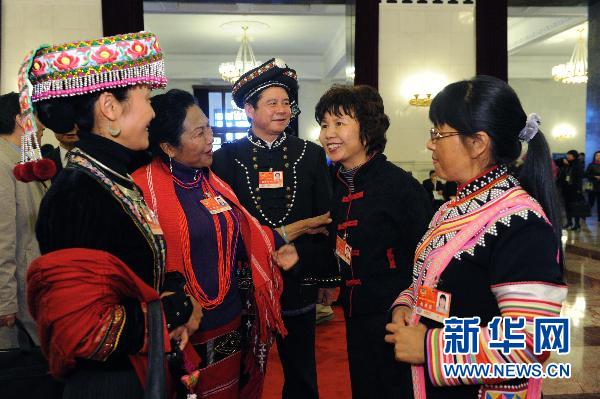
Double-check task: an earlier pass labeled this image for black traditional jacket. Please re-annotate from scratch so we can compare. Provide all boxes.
[36,134,190,367]
[393,166,567,399]
[330,153,432,318]
[212,131,339,312]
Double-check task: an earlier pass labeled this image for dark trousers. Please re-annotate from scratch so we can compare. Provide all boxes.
[63,367,142,399]
[276,307,318,399]
[346,312,413,399]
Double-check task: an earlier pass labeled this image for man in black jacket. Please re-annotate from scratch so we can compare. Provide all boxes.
[44,129,78,181]
[211,58,338,399]
[422,170,445,211]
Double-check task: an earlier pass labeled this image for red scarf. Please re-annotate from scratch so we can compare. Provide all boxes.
[26,248,171,385]
[132,159,286,358]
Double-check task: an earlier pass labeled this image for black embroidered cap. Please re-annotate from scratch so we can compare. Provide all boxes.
[231,58,300,118]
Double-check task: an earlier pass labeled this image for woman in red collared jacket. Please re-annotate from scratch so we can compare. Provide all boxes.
[315,85,432,399]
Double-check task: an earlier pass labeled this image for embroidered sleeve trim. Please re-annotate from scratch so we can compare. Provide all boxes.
[392,286,415,308]
[90,305,126,361]
[426,282,566,387]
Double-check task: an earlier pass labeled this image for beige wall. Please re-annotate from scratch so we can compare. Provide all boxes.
[378,3,476,182]
[509,78,587,155]
[1,0,102,146]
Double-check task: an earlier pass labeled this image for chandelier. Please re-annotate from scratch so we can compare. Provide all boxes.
[551,29,587,84]
[219,26,261,83]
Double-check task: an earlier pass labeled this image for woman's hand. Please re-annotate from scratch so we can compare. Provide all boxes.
[185,296,203,337]
[391,305,412,326]
[276,213,332,242]
[384,322,427,364]
[272,244,299,271]
[306,212,332,235]
[169,325,189,351]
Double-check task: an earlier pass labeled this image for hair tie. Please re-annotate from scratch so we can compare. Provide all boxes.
[519,113,541,143]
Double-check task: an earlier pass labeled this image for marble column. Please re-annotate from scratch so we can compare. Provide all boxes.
[475,0,508,81]
[587,0,600,164]
[101,0,143,36]
[354,0,379,88]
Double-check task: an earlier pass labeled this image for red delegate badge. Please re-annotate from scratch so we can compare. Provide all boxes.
[259,171,284,188]
[415,286,451,323]
[335,235,352,265]
[200,195,232,214]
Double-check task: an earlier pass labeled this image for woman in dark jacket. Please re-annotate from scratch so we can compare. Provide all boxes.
[316,85,431,399]
[586,150,600,221]
[562,149,586,230]
[24,32,202,398]
[385,76,566,399]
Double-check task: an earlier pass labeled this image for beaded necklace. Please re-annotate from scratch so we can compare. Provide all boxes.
[171,169,201,189]
[169,170,240,309]
[235,132,307,228]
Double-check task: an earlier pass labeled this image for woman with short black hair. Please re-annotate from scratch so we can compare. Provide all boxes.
[386,75,567,399]
[316,84,432,398]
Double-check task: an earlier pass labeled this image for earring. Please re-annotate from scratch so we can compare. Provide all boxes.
[169,157,173,174]
[108,122,121,138]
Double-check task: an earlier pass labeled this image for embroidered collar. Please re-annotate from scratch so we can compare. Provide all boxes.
[456,165,508,201]
[340,161,366,175]
[409,165,540,287]
[69,151,166,290]
[75,134,136,177]
[247,130,287,150]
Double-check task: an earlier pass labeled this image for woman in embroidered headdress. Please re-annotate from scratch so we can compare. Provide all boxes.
[132,89,326,399]
[315,84,432,399]
[23,33,203,398]
[385,75,567,399]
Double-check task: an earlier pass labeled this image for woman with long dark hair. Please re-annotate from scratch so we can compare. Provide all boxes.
[385,76,567,399]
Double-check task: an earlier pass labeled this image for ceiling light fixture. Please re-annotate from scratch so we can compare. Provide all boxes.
[219,25,262,84]
[551,28,587,84]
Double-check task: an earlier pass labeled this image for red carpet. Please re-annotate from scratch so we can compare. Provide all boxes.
[262,306,351,398]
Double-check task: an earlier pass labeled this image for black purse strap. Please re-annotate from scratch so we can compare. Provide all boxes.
[144,300,166,399]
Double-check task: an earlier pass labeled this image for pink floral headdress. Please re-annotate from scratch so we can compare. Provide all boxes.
[15,31,168,182]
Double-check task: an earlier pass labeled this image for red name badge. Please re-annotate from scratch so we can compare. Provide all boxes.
[415,286,451,323]
[200,195,232,214]
[259,171,284,188]
[335,235,352,265]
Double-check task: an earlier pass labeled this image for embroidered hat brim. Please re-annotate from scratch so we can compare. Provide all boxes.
[15,31,167,182]
[28,31,167,102]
